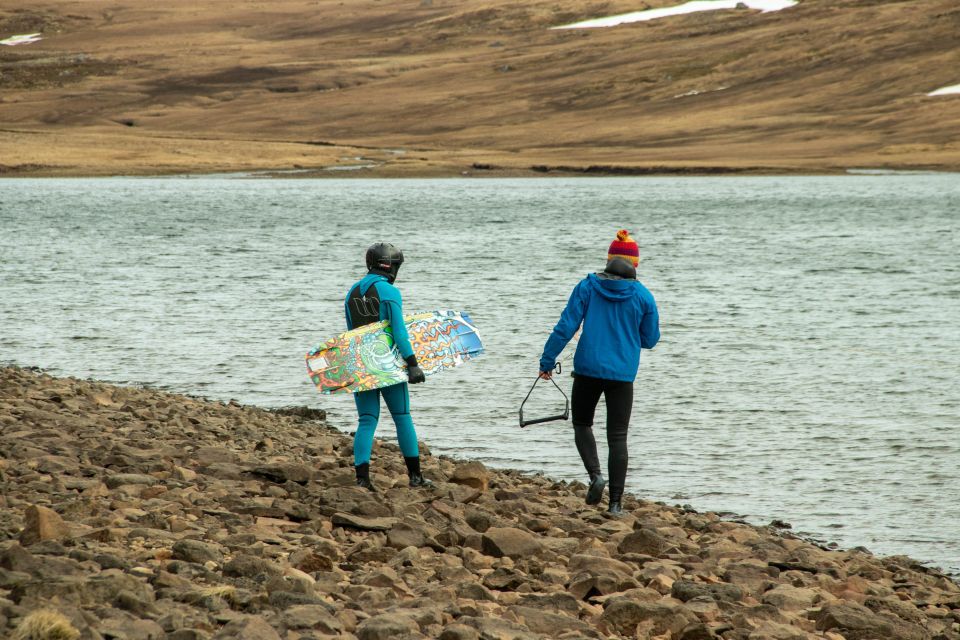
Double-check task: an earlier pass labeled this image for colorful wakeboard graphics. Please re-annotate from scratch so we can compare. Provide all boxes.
[306,310,484,394]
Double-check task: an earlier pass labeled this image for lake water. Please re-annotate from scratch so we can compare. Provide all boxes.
[1,175,958,573]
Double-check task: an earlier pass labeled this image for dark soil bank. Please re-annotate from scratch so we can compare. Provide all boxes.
[2,366,959,640]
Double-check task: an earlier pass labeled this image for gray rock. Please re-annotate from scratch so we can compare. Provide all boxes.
[268,591,336,611]
[0,543,39,574]
[172,539,223,564]
[465,509,493,533]
[249,463,313,485]
[213,616,282,640]
[105,473,159,488]
[387,521,432,549]
[281,604,343,632]
[356,613,420,640]
[461,616,539,640]
[99,617,166,640]
[457,582,497,601]
[223,554,283,579]
[672,579,744,603]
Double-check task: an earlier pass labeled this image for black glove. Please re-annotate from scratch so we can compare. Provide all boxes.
[405,356,425,384]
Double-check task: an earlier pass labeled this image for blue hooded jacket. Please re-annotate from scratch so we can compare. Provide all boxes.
[540,273,660,382]
[344,273,415,360]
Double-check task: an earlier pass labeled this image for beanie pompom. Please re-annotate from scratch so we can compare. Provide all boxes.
[616,229,631,242]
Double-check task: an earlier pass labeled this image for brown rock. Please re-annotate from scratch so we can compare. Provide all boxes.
[356,613,420,640]
[387,521,435,549]
[619,527,675,557]
[281,604,343,633]
[815,601,921,639]
[19,505,70,546]
[747,621,808,640]
[761,584,822,610]
[480,527,543,559]
[332,512,398,531]
[213,616,282,640]
[601,598,699,637]
[450,462,489,492]
[439,623,480,640]
[510,605,600,638]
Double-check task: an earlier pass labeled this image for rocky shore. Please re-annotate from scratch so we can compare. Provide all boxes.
[2,366,959,640]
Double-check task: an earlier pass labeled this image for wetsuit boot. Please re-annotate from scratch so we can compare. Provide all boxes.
[607,488,623,516]
[404,456,433,488]
[355,462,376,492]
[586,472,606,506]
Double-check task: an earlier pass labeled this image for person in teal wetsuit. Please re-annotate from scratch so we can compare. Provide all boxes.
[345,242,431,491]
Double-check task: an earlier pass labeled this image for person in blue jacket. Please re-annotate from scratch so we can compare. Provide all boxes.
[539,230,660,515]
[345,242,431,491]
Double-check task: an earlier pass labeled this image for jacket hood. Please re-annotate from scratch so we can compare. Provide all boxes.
[587,273,635,301]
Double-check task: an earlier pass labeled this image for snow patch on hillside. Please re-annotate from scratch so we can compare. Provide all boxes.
[552,0,798,29]
[928,84,960,97]
[0,33,43,46]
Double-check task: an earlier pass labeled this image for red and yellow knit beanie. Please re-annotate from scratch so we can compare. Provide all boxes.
[607,229,639,267]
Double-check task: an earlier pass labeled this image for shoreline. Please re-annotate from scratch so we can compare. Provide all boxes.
[2,365,960,639]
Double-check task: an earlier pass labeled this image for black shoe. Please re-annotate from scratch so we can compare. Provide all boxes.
[607,501,623,516]
[586,473,606,505]
[355,463,376,492]
[408,473,434,488]
[404,456,433,488]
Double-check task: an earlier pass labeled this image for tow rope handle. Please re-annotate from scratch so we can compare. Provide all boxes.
[519,363,570,428]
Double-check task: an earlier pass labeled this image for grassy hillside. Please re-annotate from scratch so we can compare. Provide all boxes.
[1,0,959,175]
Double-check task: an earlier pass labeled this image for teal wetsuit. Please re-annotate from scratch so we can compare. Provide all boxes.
[344,273,419,465]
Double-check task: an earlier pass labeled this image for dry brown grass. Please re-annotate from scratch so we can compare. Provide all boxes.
[1,0,958,175]
[12,610,80,640]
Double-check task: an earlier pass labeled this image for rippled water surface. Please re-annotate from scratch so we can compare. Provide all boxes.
[2,176,958,572]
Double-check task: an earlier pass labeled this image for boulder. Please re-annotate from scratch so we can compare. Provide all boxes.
[222,554,283,579]
[481,527,543,559]
[815,601,927,640]
[19,505,70,546]
[387,521,436,549]
[567,554,637,599]
[105,473,159,488]
[618,528,675,556]
[249,463,313,485]
[213,616,282,640]
[510,605,600,638]
[439,623,480,640]
[672,580,744,603]
[172,539,223,565]
[450,462,489,492]
[601,598,699,637]
[356,613,420,640]
[332,513,397,531]
[761,584,822,610]
[281,604,343,633]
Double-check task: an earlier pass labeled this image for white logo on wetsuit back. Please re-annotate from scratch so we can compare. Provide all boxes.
[352,296,380,318]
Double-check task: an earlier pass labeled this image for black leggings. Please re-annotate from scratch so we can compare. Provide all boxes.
[571,374,633,502]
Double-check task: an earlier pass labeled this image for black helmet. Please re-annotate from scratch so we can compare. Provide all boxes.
[365,242,404,283]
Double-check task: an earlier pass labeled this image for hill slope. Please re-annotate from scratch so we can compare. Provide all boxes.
[1,0,959,175]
